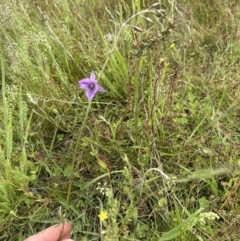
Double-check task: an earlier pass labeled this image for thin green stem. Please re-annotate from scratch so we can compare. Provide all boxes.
[60,100,92,240]
[66,100,92,211]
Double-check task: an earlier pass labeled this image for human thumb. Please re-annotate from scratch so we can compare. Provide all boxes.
[63,239,75,241]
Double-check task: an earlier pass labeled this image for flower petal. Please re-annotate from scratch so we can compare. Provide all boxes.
[97,85,107,92]
[78,78,91,90]
[86,89,97,100]
[90,71,96,81]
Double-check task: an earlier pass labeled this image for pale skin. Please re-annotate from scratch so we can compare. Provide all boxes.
[24,223,74,241]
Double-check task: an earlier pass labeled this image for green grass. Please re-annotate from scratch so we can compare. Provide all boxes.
[1,0,240,240]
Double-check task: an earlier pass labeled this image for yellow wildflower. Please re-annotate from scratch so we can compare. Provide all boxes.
[98,210,108,222]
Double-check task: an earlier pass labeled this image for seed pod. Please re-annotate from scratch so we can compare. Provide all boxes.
[143,16,154,23]
[106,33,113,43]
[149,2,161,9]
[133,25,144,32]
[155,9,167,18]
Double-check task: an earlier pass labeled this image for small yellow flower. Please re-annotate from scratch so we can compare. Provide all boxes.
[98,210,108,222]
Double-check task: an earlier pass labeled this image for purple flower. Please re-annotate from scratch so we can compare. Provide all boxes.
[78,71,106,100]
